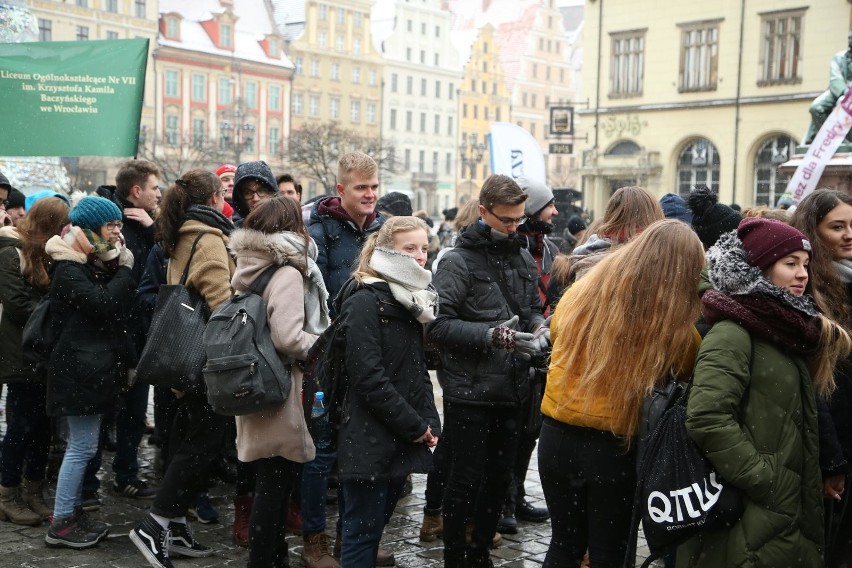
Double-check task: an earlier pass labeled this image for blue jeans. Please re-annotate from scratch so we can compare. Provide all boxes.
[55,415,102,518]
[340,477,406,568]
[0,383,50,487]
[300,449,336,533]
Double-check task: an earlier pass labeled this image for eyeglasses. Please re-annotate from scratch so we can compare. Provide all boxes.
[486,209,527,227]
[243,188,274,199]
[105,221,123,230]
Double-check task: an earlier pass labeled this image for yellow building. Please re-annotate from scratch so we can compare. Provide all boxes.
[578,0,850,215]
[458,24,512,203]
[279,0,383,198]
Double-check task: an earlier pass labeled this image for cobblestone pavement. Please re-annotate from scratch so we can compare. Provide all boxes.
[0,377,656,568]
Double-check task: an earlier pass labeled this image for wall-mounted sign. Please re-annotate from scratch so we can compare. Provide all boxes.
[549,106,574,136]
[549,143,573,154]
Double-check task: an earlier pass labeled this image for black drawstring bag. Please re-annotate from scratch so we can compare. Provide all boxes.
[624,382,744,568]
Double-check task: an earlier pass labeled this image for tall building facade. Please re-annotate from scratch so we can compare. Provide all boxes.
[381,0,462,215]
[578,0,850,215]
[457,24,511,203]
[500,0,578,189]
[155,0,293,180]
[274,0,383,198]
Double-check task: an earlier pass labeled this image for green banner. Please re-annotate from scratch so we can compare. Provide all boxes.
[0,38,148,157]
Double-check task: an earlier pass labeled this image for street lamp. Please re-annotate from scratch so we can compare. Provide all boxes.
[219,100,256,164]
[459,132,486,202]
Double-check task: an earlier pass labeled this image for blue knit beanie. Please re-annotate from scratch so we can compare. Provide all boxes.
[69,196,122,230]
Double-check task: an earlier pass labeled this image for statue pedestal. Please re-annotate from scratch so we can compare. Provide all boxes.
[778,145,852,195]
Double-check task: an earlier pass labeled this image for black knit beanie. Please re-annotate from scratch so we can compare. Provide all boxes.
[687,185,741,249]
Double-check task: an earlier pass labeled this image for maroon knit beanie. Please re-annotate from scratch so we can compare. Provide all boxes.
[737,217,812,270]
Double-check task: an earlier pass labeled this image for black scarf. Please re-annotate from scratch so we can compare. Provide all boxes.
[184,205,233,236]
[702,290,821,356]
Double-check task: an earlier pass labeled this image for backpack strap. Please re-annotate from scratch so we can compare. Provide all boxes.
[247,264,281,297]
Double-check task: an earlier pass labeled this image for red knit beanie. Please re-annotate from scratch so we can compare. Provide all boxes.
[737,217,811,270]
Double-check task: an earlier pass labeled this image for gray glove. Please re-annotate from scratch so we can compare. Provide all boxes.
[118,245,134,269]
[532,315,552,352]
[513,332,539,361]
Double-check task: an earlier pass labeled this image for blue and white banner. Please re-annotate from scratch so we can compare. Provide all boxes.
[488,122,546,184]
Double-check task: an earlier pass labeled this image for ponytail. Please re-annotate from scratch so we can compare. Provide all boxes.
[353,232,380,283]
[155,169,219,257]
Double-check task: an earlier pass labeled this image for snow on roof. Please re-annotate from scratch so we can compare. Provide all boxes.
[159,0,293,69]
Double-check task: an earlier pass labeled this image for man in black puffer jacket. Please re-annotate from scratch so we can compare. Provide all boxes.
[429,175,546,568]
[93,159,161,501]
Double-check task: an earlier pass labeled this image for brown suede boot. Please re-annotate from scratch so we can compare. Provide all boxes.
[303,532,339,568]
[233,494,252,548]
[465,522,502,548]
[419,511,443,542]
[21,479,52,521]
[0,485,42,526]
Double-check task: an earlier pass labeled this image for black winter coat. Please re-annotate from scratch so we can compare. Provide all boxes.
[96,185,157,361]
[0,232,43,383]
[818,282,852,477]
[336,280,441,481]
[428,222,544,406]
[46,253,135,417]
[309,197,384,316]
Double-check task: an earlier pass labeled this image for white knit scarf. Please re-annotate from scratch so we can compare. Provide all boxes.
[365,247,439,323]
[278,232,330,335]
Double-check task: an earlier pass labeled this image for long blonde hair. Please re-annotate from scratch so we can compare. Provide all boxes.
[553,219,705,438]
[353,216,430,283]
[813,315,852,397]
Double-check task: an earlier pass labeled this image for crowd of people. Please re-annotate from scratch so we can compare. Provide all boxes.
[0,156,851,568]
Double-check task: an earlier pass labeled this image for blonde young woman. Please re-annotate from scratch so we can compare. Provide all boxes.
[335,216,441,567]
[540,220,705,567]
[546,186,663,310]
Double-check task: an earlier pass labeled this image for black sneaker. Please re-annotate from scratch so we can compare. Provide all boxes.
[113,478,157,499]
[45,511,103,549]
[130,514,174,568]
[74,506,109,540]
[169,521,213,558]
[187,493,219,524]
[81,490,101,511]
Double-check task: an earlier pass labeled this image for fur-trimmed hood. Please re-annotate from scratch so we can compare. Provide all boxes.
[45,234,87,264]
[707,230,819,317]
[229,228,330,334]
[228,228,316,278]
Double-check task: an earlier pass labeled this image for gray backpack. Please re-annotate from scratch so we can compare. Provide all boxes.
[202,265,290,416]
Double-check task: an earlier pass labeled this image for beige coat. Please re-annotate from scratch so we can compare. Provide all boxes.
[229,229,318,463]
[166,220,234,311]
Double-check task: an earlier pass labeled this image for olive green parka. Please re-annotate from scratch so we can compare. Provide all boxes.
[677,319,823,567]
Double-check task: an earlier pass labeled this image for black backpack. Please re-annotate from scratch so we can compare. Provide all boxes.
[300,283,377,450]
[21,295,53,378]
[202,265,290,416]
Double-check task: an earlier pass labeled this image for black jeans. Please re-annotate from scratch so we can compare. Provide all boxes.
[151,396,226,518]
[424,419,450,512]
[0,382,50,487]
[248,456,296,568]
[538,417,636,568]
[113,382,149,484]
[442,402,521,562]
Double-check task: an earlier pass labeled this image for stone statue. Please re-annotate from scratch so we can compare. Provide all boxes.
[805,30,852,144]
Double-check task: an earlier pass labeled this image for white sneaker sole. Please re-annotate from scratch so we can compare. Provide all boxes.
[129,529,171,568]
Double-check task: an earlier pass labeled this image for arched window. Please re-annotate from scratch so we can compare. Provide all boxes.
[677,138,720,197]
[753,135,796,207]
[606,140,641,155]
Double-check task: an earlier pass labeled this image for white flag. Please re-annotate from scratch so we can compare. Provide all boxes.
[788,89,852,203]
[488,122,546,184]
